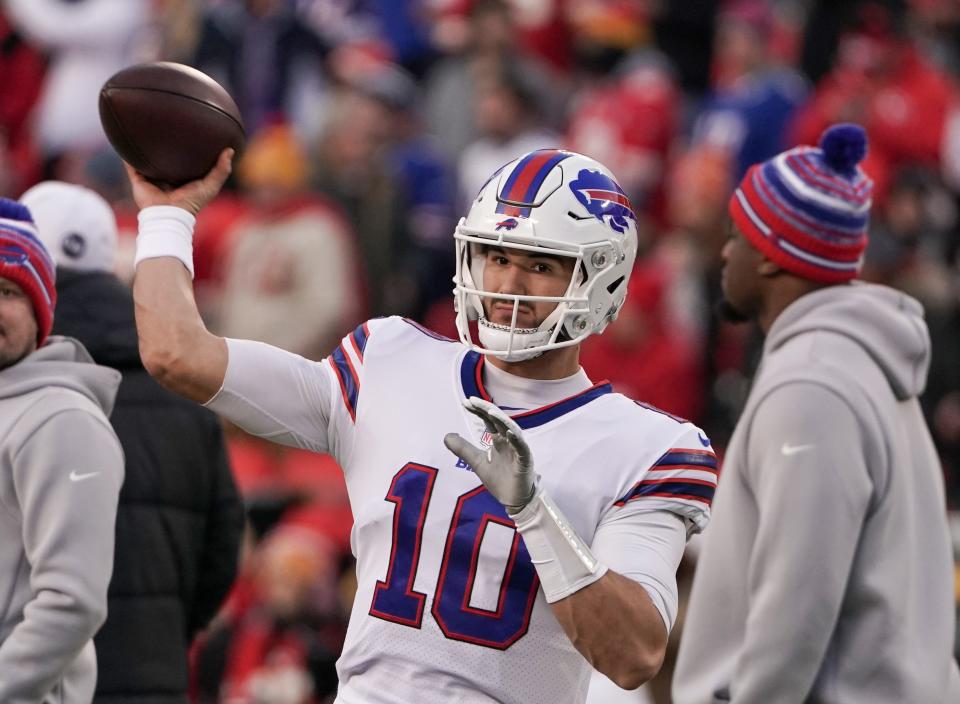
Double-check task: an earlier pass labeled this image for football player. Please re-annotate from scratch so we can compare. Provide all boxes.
[127,148,717,703]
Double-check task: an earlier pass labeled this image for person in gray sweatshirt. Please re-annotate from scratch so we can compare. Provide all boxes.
[673,124,960,703]
[0,200,124,703]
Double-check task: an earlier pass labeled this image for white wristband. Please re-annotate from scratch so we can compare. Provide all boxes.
[510,489,608,603]
[135,205,197,278]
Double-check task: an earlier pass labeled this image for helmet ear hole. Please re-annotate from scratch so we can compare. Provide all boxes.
[606,276,625,295]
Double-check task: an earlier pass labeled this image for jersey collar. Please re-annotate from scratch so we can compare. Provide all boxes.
[460,350,612,430]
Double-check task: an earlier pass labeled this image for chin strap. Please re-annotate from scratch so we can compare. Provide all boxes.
[477,317,551,361]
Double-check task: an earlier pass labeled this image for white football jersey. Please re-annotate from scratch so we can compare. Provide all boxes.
[318,317,716,704]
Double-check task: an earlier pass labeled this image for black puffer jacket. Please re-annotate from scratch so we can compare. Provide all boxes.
[52,268,244,704]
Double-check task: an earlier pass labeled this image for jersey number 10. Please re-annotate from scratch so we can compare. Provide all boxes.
[369,463,540,649]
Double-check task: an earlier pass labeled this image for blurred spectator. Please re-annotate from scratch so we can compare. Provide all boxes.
[790,2,960,202]
[856,167,960,509]
[194,524,348,704]
[346,60,458,317]
[191,0,328,137]
[5,0,152,163]
[296,0,437,75]
[312,86,415,316]
[650,0,718,95]
[457,63,559,206]
[579,263,703,422]
[660,147,754,448]
[567,50,680,230]
[23,181,245,704]
[928,300,960,508]
[151,0,205,63]
[692,0,808,182]
[862,166,956,311]
[226,432,352,550]
[217,124,366,359]
[188,191,252,321]
[432,0,574,75]
[798,0,903,84]
[0,9,45,196]
[910,0,960,75]
[424,0,563,163]
[566,0,655,78]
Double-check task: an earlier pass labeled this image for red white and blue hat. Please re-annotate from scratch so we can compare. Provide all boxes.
[0,199,56,345]
[729,123,873,283]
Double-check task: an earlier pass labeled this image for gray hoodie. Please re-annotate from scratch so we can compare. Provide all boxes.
[674,283,960,703]
[0,337,124,704]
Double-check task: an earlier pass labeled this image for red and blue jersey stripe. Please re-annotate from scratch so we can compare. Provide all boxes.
[327,322,378,421]
[615,449,719,508]
[329,344,360,421]
[349,322,371,362]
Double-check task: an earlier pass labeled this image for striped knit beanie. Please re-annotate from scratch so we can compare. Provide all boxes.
[729,123,873,283]
[0,199,56,345]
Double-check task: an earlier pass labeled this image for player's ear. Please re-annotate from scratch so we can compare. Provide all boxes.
[758,257,781,277]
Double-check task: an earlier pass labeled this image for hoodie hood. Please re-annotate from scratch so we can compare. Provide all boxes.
[0,336,121,415]
[52,268,141,369]
[765,283,930,400]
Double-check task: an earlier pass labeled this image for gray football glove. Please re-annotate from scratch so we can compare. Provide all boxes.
[444,397,538,514]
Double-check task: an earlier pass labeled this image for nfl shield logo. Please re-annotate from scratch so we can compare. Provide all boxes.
[481,431,494,447]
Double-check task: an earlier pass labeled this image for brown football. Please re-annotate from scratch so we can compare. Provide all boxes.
[99,62,245,186]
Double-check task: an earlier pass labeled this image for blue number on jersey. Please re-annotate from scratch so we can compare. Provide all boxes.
[432,485,538,648]
[370,465,539,649]
[369,463,437,626]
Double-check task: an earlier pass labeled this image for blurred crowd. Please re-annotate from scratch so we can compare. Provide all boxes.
[2,0,960,701]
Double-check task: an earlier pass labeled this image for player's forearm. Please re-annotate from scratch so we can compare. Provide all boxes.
[550,570,667,689]
[507,487,667,688]
[134,257,226,403]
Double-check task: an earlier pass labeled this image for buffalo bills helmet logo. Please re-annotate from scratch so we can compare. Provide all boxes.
[496,218,519,231]
[569,169,636,234]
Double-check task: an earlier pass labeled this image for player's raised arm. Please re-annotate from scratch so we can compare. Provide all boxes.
[127,150,233,403]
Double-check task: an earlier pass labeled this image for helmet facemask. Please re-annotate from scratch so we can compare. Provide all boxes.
[453,225,626,361]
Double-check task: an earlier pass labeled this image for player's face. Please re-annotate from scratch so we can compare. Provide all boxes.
[480,247,576,329]
[719,220,765,322]
[0,277,37,370]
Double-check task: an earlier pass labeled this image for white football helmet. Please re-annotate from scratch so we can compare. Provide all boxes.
[454,149,639,361]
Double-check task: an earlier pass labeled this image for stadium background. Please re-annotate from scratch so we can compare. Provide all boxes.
[2,0,958,701]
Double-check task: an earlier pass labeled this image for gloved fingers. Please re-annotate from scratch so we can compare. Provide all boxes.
[462,397,501,434]
[463,397,523,437]
[506,429,533,467]
[444,432,489,469]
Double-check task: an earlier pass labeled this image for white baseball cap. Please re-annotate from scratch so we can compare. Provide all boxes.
[20,181,118,273]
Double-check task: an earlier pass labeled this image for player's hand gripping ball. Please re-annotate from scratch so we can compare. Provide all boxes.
[99,61,245,187]
[444,398,538,513]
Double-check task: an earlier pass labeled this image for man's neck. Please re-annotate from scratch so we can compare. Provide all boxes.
[485,344,581,380]
[759,278,841,333]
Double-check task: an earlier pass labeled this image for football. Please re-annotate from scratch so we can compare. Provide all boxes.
[99,61,245,186]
